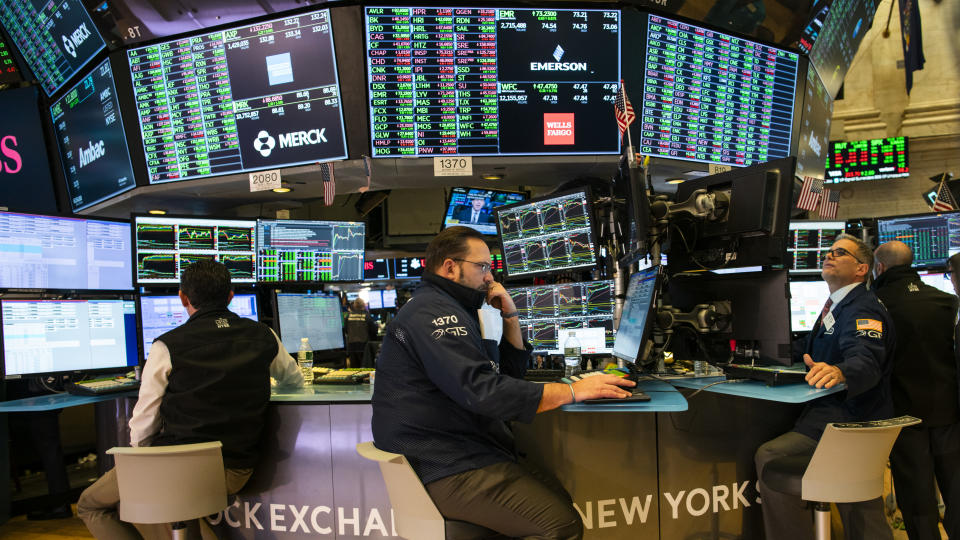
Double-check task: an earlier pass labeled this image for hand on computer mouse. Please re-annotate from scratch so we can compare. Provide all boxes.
[571,374,635,401]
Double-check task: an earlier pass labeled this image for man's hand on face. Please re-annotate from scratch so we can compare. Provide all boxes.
[486,282,517,314]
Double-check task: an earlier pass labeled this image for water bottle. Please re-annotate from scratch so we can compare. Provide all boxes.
[298,338,314,384]
[563,333,582,378]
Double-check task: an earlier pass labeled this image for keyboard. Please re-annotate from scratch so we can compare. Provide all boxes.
[720,364,808,386]
[315,369,374,384]
[523,369,564,382]
[581,388,651,404]
[66,377,140,396]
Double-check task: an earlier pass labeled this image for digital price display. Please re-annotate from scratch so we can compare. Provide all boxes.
[256,219,364,282]
[795,65,833,181]
[126,8,347,184]
[786,220,844,274]
[50,59,137,211]
[365,7,621,157]
[0,32,22,85]
[798,3,831,54]
[135,216,258,284]
[364,259,392,280]
[638,14,801,168]
[825,137,909,182]
[877,212,960,269]
[0,0,105,96]
[807,0,879,98]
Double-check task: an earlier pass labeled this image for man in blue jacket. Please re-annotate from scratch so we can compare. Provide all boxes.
[372,226,634,539]
[755,233,895,540]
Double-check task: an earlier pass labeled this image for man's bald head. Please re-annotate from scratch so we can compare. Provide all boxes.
[874,241,914,278]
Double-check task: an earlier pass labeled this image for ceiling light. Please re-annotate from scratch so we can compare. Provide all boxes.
[272,187,292,193]
[147,209,167,215]
[666,178,685,185]
[481,174,504,181]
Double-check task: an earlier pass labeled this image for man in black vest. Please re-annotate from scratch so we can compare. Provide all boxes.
[878,245,960,539]
[78,260,303,539]
[346,298,379,367]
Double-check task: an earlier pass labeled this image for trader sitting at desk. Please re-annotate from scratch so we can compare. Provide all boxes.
[77,260,303,539]
[755,233,895,540]
[372,226,634,539]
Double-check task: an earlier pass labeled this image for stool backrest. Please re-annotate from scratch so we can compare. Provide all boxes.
[356,441,445,540]
[107,441,228,524]
[802,416,920,503]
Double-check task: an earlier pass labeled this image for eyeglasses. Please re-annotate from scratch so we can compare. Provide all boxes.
[822,247,864,264]
[453,258,492,274]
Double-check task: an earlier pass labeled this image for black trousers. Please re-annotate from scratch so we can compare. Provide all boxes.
[425,460,583,540]
[890,422,960,540]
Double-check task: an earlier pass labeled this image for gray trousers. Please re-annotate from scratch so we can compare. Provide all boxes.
[425,460,583,540]
[78,465,252,540]
[755,431,893,540]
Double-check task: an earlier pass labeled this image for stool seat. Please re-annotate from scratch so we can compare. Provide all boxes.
[762,454,812,498]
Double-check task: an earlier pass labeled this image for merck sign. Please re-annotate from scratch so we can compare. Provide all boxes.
[0,136,22,174]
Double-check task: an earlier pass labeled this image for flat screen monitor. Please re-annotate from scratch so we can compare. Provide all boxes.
[138,293,258,359]
[50,59,137,212]
[798,2,831,54]
[0,87,57,214]
[825,137,909,183]
[126,8,348,184]
[361,289,383,310]
[365,6,622,157]
[393,257,426,279]
[612,267,660,364]
[787,220,845,274]
[364,259,392,281]
[807,0,879,98]
[0,0,106,96]
[134,215,257,285]
[795,65,833,182]
[0,211,133,290]
[1,298,138,378]
[876,212,960,270]
[919,272,956,296]
[789,279,830,332]
[275,292,344,352]
[256,220,364,283]
[443,187,527,236]
[508,279,615,355]
[495,189,598,278]
[382,288,397,308]
[637,14,804,168]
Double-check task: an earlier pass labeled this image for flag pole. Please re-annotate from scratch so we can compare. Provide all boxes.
[622,81,637,169]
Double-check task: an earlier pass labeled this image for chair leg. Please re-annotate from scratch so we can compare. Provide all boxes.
[172,521,188,540]
[813,502,831,540]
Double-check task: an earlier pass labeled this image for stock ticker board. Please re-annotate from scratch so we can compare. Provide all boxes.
[365,7,622,157]
[638,14,801,167]
[825,137,909,182]
[126,8,347,183]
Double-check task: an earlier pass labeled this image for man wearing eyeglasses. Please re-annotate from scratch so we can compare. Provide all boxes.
[372,226,634,539]
[755,233,895,540]
[873,242,960,540]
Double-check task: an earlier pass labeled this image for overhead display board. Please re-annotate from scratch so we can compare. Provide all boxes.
[0,31,23,86]
[794,65,833,181]
[126,8,348,184]
[638,13,803,167]
[0,87,57,213]
[0,0,106,96]
[807,0,879,98]
[50,59,137,211]
[365,6,622,157]
[825,136,909,182]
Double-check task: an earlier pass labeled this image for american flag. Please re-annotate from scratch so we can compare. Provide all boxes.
[614,79,635,141]
[360,155,373,193]
[819,188,840,218]
[797,176,824,211]
[320,162,335,206]
[933,176,957,212]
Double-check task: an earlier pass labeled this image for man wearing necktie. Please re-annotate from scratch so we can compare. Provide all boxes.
[456,197,490,225]
[755,233,896,540]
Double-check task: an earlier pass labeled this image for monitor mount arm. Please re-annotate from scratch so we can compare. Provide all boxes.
[649,189,730,223]
[641,301,732,371]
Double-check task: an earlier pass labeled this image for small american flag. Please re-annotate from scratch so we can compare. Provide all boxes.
[320,162,335,206]
[933,176,957,212]
[819,188,839,218]
[360,155,373,193]
[797,176,824,211]
[614,79,635,141]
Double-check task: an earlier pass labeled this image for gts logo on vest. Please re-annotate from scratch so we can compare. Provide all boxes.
[61,23,93,59]
[78,140,106,168]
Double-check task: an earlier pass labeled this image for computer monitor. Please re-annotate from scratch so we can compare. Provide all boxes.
[495,189,599,278]
[257,219,364,283]
[0,211,133,291]
[362,290,383,310]
[794,65,833,182]
[787,220,846,274]
[134,215,258,285]
[612,267,662,364]
[825,137,909,183]
[669,157,796,272]
[789,279,831,332]
[274,293,344,353]
[364,259,392,281]
[393,257,427,280]
[1,299,139,378]
[919,272,956,296]
[509,280,616,355]
[876,212,960,270]
[382,289,397,309]
[138,293,259,360]
[443,188,527,236]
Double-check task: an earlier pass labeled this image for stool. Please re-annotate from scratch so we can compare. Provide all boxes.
[761,416,920,540]
[356,441,504,540]
[107,441,228,540]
